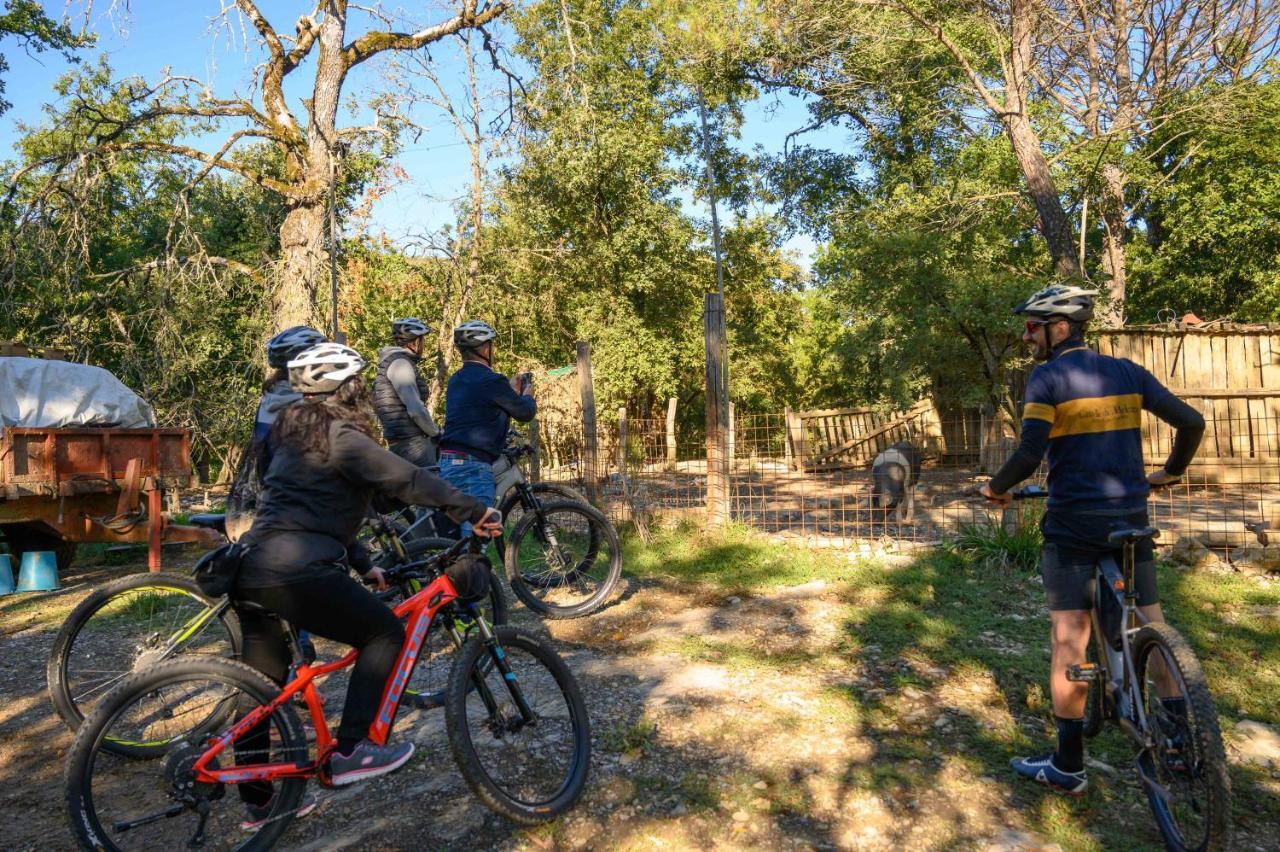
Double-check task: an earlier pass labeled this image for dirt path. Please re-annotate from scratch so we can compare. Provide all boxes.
[2,554,1276,851]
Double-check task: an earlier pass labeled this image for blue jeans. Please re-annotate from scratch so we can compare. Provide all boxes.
[440,454,495,537]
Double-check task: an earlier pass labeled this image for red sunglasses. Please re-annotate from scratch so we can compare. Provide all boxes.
[1024,319,1051,333]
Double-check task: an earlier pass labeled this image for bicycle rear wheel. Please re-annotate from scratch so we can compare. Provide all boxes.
[504,500,621,619]
[48,572,241,752]
[1132,621,1231,852]
[65,656,308,852]
[445,626,590,824]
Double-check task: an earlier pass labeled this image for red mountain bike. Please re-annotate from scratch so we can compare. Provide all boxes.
[64,538,591,850]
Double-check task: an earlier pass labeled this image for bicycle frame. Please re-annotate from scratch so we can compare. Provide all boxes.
[1092,544,1157,748]
[189,570,469,786]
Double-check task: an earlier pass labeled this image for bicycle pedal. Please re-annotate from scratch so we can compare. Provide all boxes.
[1067,663,1103,682]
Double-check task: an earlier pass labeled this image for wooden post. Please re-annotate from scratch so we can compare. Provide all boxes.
[529,418,542,482]
[705,293,730,525]
[147,487,163,572]
[617,406,631,521]
[576,341,599,504]
[784,406,794,470]
[727,401,736,471]
[665,397,678,471]
[785,407,809,473]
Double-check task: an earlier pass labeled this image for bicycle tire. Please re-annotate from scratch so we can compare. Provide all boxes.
[503,499,622,619]
[444,626,590,824]
[47,571,242,752]
[65,656,307,852]
[1132,621,1232,852]
[495,482,594,557]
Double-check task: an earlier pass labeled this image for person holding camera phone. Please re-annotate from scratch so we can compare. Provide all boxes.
[437,321,537,536]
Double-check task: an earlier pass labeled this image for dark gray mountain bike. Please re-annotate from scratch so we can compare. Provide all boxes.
[1013,486,1230,852]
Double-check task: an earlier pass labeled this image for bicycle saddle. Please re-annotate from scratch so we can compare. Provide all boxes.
[1107,527,1160,546]
[188,513,227,533]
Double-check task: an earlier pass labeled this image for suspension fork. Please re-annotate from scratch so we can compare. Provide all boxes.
[449,615,536,725]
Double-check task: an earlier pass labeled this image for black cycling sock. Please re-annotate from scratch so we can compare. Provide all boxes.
[1054,716,1085,773]
[336,736,360,757]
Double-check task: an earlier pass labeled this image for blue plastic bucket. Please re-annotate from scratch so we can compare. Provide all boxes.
[16,550,60,592]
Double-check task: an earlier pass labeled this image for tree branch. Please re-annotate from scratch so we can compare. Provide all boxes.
[343,0,509,69]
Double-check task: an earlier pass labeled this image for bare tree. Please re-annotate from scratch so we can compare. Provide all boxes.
[1036,0,1280,321]
[391,24,517,405]
[772,0,1084,279]
[769,0,1278,308]
[6,0,508,331]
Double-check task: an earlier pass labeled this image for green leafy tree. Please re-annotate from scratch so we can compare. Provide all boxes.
[0,0,90,114]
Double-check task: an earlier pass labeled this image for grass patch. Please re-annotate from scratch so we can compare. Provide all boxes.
[622,521,864,590]
[600,716,657,755]
[945,504,1043,573]
[677,772,719,811]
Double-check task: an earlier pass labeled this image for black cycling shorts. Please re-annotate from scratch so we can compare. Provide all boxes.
[1040,539,1158,611]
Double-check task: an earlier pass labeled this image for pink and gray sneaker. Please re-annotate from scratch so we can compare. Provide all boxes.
[327,740,416,786]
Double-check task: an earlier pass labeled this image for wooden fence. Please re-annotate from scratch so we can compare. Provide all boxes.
[1097,325,1280,484]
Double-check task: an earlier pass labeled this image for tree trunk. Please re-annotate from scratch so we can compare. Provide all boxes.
[1005,116,1081,279]
[1006,0,1081,280]
[276,199,326,329]
[1098,162,1127,325]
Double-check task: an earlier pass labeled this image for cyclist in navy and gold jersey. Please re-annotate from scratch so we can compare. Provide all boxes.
[980,283,1205,795]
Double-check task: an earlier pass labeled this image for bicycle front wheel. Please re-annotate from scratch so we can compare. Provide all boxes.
[1132,621,1231,852]
[65,656,308,852]
[445,626,590,824]
[48,571,241,753]
[504,500,621,619]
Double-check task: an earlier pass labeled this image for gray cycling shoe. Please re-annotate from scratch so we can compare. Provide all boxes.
[327,740,415,786]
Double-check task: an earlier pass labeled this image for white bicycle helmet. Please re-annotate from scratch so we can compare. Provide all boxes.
[1013,284,1098,322]
[392,317,432,343]
[267,325,327,368]
[454,320,497,351]
[287,343,367,395]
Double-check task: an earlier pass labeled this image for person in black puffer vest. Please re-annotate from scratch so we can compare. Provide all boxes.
[374,317,440,468]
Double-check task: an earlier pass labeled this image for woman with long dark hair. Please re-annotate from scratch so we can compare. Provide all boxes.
[232,343,500,823]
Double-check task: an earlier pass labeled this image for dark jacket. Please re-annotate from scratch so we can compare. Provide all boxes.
[238,419,487,588]
[439,361,536,463]
[374,347,437,443]
[991,340,1204,512]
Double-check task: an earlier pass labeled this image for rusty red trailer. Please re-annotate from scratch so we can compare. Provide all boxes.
[0,426,220,572]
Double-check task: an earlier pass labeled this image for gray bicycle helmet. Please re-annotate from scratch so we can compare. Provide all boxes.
[287,343,367,395]
[1013,284,1098,322]
[392,317,432,343]
[267,325,327,368]
[454,320,497,351]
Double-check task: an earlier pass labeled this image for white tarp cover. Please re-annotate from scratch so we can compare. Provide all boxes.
[0,357,156,428]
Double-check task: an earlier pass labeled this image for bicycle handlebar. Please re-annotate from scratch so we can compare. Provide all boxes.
[380,536,476,584]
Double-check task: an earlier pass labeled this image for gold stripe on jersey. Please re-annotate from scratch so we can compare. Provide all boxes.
[1048,393,1143,439]
[1023,402,1056,423]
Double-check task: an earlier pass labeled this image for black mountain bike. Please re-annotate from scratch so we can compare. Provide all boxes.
[1012,486,1231,851]
[391,432,623,620]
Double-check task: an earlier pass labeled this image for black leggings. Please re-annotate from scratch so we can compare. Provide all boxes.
[232,568,404,804]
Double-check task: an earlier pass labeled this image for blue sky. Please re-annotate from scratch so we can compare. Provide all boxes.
[3,1,850,267]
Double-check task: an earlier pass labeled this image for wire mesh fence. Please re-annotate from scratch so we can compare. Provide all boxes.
[528,402,1280,556]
